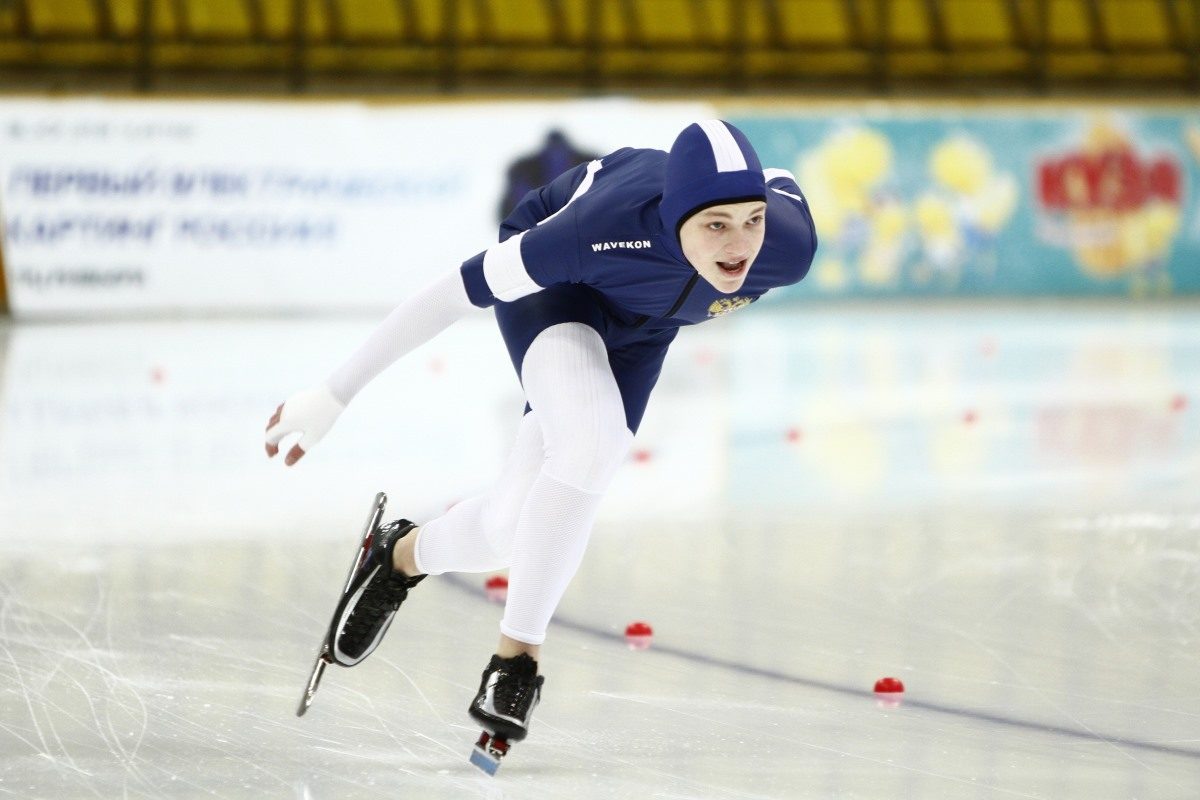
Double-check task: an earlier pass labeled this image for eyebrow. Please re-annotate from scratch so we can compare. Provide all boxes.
[698,204,766,220]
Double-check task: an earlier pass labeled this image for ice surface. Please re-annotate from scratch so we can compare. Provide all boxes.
[1,302,1197,798]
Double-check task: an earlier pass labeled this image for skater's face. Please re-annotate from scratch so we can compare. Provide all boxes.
[679,200,766,294]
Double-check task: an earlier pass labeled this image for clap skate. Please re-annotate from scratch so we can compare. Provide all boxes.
[467,653,544,775]
[296,492,424,716]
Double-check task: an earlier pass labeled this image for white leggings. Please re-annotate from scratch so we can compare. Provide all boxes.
[413,323,633,645]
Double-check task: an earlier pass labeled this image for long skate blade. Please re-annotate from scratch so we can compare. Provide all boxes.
[296,649,330,717]
[299,492,389,718]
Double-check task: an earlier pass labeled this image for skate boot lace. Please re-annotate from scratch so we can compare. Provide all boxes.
[494,669,544,715]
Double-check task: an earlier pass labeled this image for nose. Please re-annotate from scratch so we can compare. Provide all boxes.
[725,230,750,256]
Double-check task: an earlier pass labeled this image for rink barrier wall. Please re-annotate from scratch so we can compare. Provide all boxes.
[0,96,1196,317]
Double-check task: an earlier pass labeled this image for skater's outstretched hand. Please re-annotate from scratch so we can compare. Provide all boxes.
[265,385,346,466]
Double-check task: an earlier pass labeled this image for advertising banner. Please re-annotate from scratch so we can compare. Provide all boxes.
[3,100,1196,315]
[0,98,712,317]
[732,108,1198,299]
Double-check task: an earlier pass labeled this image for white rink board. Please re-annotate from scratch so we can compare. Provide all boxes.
[0,98,712,317]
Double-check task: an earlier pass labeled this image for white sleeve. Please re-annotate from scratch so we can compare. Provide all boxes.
[325,269,478,403]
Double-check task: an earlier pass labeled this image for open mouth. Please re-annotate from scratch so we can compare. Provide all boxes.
[717,259,747,276]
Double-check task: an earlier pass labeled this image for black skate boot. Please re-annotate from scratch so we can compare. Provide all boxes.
[467,653,544,775]
[296,492,425,716]
[327,518,425,667]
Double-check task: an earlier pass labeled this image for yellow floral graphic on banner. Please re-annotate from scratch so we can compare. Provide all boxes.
[795,126,1017,293]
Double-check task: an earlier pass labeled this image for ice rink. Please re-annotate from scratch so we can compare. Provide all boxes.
[1,301,1198,799]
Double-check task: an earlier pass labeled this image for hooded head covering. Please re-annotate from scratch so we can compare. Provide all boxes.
[659,120,766,249]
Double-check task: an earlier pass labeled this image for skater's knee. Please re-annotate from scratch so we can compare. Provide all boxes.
[543,418,632,492]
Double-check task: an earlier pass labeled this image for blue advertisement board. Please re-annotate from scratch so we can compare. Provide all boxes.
[732,109,1198,298]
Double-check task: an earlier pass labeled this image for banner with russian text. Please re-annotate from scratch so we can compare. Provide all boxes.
[0,98,712,317]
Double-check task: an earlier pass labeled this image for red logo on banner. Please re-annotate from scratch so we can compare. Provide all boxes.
[1034,121,1185,286]
[1038,147,1181,213]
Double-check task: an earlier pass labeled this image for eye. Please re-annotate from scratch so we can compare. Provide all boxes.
[747,214,765,226]
[707,221,725,231]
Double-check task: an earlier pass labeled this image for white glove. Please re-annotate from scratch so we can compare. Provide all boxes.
[264,385,346,466]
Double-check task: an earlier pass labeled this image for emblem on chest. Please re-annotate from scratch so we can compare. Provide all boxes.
[707,296,753,317]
